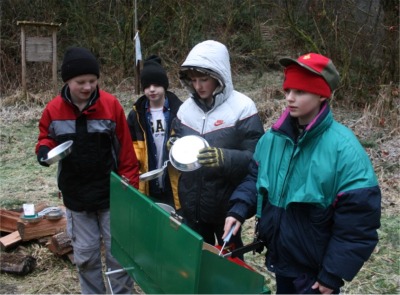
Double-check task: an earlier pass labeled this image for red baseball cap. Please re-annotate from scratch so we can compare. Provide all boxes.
[279,53,340,93]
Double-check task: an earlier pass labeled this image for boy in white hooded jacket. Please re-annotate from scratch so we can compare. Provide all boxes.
[169,40,264,257]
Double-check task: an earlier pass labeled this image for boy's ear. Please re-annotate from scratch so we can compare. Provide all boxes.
[319,96,328,103]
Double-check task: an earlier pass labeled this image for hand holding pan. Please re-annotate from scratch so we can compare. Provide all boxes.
[139,160,169,182]
[140,135,209,181]
[41,140,73,165]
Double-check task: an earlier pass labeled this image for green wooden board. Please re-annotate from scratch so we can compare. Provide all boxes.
[110,172,269,294]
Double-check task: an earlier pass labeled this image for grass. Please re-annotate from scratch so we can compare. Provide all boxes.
[0,72,399,294]
[0,111,61,208]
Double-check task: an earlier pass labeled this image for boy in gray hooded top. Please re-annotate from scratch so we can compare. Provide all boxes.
[169,40,264,256]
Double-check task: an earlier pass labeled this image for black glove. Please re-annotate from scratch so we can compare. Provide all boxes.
[197,147,225,168]
[37,146,51,167]
[166,136,178,151]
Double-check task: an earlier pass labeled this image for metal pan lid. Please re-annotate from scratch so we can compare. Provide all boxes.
[42,140,73,165]
[139,160,169,182]
[169,135,208,171]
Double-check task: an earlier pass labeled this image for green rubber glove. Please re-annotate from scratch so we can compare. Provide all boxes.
[197,147,225,168]
[166,136,178,151]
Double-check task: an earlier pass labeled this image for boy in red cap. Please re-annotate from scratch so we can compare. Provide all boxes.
[223,53,381,294]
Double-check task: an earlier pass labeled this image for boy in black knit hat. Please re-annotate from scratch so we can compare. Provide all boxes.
[36,46,139,294]
[127,55,182,210]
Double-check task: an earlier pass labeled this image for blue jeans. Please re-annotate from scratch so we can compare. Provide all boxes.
[66,208,134,294]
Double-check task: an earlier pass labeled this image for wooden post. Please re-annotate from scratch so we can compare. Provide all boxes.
[135,60,141,95]
[52,28,58,95]
[20,25,27,98]
[134,0,140,95]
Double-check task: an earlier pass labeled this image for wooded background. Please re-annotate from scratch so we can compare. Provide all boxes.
[1,0,398,105]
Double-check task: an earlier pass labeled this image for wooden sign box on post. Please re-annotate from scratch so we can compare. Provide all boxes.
[17,21,61,97]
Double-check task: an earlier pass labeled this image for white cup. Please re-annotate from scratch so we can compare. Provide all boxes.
[23,203,35,217]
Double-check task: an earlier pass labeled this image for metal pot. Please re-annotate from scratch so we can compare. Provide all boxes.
[169,135,209,172]
[139,160,169,182]
[41,140,73,165]
[140,135,209,182]
[155,202,175,214]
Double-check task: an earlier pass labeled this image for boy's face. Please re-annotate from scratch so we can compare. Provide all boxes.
[67,74,98,104]
[144,84,166,106]
[188,72,218,104]
[284,89,327,125]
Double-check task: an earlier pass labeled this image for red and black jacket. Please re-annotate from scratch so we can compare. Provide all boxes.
[36,85,139,211]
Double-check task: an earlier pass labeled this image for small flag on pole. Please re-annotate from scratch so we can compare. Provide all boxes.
[134,31,142,66]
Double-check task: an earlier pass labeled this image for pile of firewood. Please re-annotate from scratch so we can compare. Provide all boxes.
[0,203,73,275]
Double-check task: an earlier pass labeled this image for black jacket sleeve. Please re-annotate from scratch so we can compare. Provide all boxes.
[227,159,260,223]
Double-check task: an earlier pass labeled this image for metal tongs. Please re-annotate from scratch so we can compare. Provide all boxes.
[222,240,264,258]
[218,224,237,256]
[222,217,265,258]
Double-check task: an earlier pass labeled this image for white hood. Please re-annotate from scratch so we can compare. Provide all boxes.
[180,40,233,107]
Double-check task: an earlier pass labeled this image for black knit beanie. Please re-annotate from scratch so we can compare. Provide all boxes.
[61,47,100,82]
[140,55,169,90]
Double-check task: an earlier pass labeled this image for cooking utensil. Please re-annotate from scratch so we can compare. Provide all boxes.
[41,140,73,165]
[20,213,42,223]
[45,210,64,220]
[37,206,63,220]
[37,206,61,216]
[155,202,183,225]
[155,202,175,214]
[139,160,169,182]
[169,135,209,172]
[222,240,264,258]
[218,224,237,256]
[23,203,35,217]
